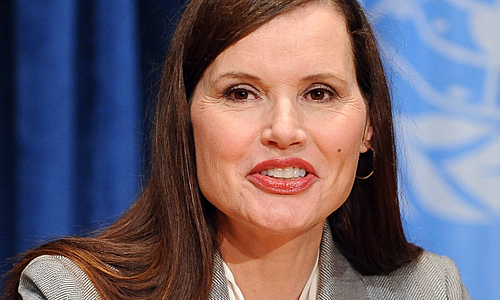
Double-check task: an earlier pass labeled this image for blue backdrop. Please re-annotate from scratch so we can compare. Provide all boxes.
[1,0,498,298]
[0,0,180,273]
[361,0,500,298]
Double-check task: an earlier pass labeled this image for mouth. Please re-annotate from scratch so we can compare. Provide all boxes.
[247,157,316,195]
[259,167,307,180]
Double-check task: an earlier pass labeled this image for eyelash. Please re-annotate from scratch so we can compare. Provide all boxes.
[223,83,338,103]
[303,84,338,103]
[224,85,260,102]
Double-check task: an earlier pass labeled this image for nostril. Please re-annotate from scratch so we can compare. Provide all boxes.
[261,125,306,150]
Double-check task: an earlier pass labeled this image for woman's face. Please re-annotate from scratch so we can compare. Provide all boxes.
[190,3,372,235]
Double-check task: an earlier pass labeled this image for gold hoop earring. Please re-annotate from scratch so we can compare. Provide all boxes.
[356,148,375,180]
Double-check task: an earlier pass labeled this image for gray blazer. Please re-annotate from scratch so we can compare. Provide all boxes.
[19,225,471,299]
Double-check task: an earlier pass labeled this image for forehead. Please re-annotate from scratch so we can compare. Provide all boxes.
[206,3,355,85]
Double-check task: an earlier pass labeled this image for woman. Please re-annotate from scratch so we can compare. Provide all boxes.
[2,0,470,299]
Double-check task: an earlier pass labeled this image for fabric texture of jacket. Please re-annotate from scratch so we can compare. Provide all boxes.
[18,224,471,299]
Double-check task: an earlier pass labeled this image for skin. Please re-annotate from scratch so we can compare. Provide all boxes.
[191,3,373,299]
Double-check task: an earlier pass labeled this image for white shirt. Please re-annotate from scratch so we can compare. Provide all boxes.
[222,255,319,300]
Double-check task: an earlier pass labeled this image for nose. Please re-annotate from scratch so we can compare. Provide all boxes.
[261,97,307,150]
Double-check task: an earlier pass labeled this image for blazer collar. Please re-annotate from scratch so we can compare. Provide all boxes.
[210,250,230,299]
[210,222,367,299]
[317,222,369,299]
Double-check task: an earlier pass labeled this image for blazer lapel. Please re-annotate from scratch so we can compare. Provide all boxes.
[209,222,369,300]
[210,250,230,300]
[317,222,369,300]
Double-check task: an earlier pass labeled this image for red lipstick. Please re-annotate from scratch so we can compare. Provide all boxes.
[247,157,317,195]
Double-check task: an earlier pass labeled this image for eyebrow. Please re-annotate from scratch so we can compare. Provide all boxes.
[301,73,349,87]
[212,72,262,84]
[212,71,349,87]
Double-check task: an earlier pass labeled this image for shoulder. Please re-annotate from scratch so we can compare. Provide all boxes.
[413,251,469,296]
[363,251,471,300]
[19,255,101,300]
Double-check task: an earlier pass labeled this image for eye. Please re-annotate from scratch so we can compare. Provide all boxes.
[225,85,260,102]
[304,84,338,103]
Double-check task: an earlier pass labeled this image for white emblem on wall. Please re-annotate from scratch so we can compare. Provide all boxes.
[366,0,500,222]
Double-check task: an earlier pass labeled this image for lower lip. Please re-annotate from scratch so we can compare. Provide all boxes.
[247,173,316,195]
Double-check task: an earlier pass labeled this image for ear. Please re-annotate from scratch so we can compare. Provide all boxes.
[360,119,373,153]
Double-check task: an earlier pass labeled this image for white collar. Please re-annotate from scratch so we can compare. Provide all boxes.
[222,252,319,300]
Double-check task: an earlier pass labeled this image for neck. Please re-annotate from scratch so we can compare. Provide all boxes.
[219,219,324,300]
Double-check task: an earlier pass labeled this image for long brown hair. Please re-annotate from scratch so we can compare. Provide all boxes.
[2,0,421,298]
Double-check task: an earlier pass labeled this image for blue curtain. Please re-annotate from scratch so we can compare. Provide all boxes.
[0,0,182,273]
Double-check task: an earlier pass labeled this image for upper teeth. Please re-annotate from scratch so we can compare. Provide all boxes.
[260,167,307,179]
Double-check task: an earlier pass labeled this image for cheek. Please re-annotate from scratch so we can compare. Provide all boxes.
[309,115,366,196]
[192,109,262,212]
[311,119,365,158]
[191,110,257,186]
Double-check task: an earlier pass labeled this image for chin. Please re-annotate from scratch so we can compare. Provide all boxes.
[249,211,324,235]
